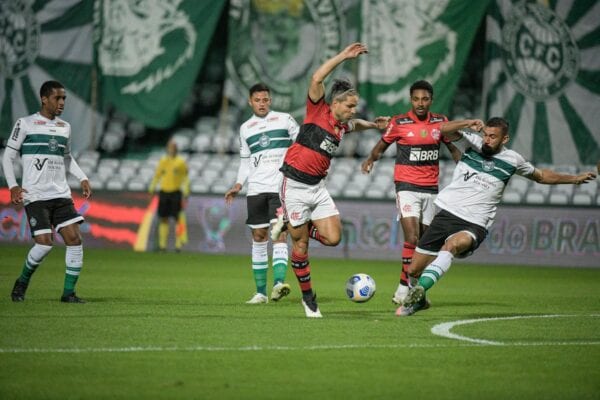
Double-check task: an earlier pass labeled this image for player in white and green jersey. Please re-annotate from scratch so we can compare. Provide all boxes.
[225,83,300,304]
[2,80,92,303]
[397,117,597,316]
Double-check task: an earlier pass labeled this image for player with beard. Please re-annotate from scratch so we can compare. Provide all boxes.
[396,117,597,316]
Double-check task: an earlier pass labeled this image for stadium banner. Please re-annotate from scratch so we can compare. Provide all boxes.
[1,189,598,268]
[0,0,103,152]
[225,0,361,119]
[94,0,226,128]
[358,0,490,116]
[483,0,600,166]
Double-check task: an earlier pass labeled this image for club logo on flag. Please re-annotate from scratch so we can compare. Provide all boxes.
[501,2,579,100]
[0,1,39,78]
[226,0,344,116]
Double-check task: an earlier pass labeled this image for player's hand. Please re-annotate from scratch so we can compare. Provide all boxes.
[374,116,390,130]
[9,186,26,205]
[224,184,242,205]
[361,159,374,174]
[341,42,368,59]
[574,171,596,185]
[468,119,484,131]
[81,179,92,199]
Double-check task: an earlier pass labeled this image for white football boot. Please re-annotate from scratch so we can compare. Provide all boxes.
[245,293,268,304]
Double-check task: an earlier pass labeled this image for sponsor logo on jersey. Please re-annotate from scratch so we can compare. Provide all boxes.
[463,171,478,181]
[11,120,21,140]
[253,154,262,168]
[429,116,445,123]
[267,116,279,122]
[396,117,414,125]
[248,121,258,128]
[34,120,46,125]
[55,121,65,127]
[409,148,439,161]
[33,158,48,171]
[319,137,339,155]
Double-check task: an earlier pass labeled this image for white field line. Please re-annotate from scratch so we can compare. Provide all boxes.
[431,314,600,345]
[1,315,598,354]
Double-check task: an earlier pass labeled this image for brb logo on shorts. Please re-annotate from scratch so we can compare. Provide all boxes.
[227,0,345,116]
[501,2,579,100]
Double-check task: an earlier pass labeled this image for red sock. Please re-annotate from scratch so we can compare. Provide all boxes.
[401,242,415,286]
[291,251,312,296]
[308,222,323,243]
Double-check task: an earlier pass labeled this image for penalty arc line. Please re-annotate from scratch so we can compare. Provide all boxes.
[431,314,600,345]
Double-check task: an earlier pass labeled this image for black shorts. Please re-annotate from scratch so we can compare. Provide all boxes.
[25,198,83,237]
[246,193,281,228]
[417,209,487,258]
[158,191,182,218]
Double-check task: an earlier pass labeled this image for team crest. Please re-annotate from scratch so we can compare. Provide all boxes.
[226,0,345,116]
[501,1,579,100]
[0,0,40,78]
[431,129,441,140]
[97,0,196,94]
[259,133,270,147]
[48,138,59,152]
[420,129,427,138]
[482,159,495,172]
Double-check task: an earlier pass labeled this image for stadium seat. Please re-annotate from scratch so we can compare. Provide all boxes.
[343,186,363,198]
[191,181,210,194]
[525,191,546,204]
[127,180,147,191]
[501,190,521,204]
[572,193,593,206]
[105,180,125,191]
[548,192,569,205]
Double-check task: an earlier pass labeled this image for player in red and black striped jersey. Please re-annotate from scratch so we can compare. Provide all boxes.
[361,80,461,306]
[274,43,388,317]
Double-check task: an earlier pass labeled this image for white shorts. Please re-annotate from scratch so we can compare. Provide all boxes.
[280,177,339,227]
[396,191,436,226]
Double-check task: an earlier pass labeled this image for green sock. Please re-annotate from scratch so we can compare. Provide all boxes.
[19,261,38,284]
[63,272,79,296]
[252,266,267,295]
[272,243,288,284]
[418,275,435,291]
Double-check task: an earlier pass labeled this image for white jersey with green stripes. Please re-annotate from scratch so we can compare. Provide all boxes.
[239,110,299,195]
[6,113,74,204]
[435,130,535,229]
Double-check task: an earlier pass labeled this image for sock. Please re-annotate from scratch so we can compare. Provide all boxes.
[291,250,312,299]
[400,242,415,287]
[252,241,268,295]
[272,242,288,285]
[18,244,53,284]
[63,245,83,296]
[158,221,169,250]
[419,250,454,291]
[307,222,323,243]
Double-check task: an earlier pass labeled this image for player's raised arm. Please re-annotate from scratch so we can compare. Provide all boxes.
[440,119,484,140]
[308,42,368,103]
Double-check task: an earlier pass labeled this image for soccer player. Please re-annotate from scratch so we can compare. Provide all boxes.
[3,80,92,303]
[148,139,190,252]
[397,117,597,316]
[271,42,389,317]
[225,83,300,304]
[361,80,461,305]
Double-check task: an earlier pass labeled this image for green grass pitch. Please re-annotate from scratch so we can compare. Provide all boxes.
[1,243,598,399]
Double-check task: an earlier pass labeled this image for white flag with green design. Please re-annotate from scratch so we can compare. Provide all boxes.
[483,0,599,166]
[0,0,103,153]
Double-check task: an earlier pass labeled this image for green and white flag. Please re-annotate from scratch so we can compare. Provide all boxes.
[0,0,103,152]
[225,0,361,118]
[95,0,226,128]
[483,0,599,165]
[358,0,490,117]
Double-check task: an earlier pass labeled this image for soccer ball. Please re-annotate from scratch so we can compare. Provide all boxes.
[345,273,376,303]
